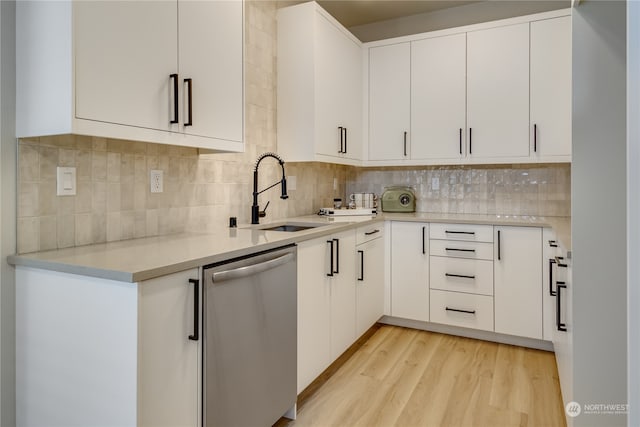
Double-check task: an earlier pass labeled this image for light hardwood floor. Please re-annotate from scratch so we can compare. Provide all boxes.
[281,325,566,427]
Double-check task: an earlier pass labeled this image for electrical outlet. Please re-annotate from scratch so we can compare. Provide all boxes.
[150,170,163,193]
[432,177,440,191]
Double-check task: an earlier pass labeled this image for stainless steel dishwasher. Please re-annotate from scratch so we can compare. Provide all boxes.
[202,244,297,427]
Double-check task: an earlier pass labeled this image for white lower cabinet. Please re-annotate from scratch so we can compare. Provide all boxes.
[390,222,429,321]
[16,266,200,427]
[296,229,356,394]
[494,226,543,339]
[355,225,385,337]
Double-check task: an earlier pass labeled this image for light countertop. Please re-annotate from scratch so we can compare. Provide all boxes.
[8,213,570,282]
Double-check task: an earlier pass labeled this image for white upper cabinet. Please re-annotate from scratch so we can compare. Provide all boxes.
[368,43,411,161]
[530,16,572,160]
[466,23,530,160]
[17,0,244,152]
[411,33,467,161]
[277,2,363,165]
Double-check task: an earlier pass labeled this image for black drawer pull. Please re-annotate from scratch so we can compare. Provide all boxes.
[333,238,340,274]
[422,226,426,254]
[403,131,408,156]
[556,283,567,332]
[446,307,476,315]
[364,230,380,236]
[549,258,557,296]
[445,230,475,235]
[184,78,193,126]
[555,256,568,268]
[533,123,537,152]
[459,128,463,155]
[338,126,344,153]
[445,273,476,279]
[549,240,558,248]
[358,250,364,281]
[170,73,179,124]
[326,240,334,277]
[188,278,199,341]
[445,248,476,253]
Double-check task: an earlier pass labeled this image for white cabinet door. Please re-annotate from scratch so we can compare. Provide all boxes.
[390,222,429,321]
[179,0,243,143]
[531,16,572,160]
[315,12,362,160]
[138,268,200,427]
[368,43,411,161]
[330,230,357,360]
[75,1,178,132]
[552,244,573,412]
[297,238,332,394]
[356,236,384,337]
[467,23,530,159]
[494,226,543,339]
[411,33,467,160]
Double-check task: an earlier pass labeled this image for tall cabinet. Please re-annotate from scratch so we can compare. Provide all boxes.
[17,0,244,151]
[277,1,363,164]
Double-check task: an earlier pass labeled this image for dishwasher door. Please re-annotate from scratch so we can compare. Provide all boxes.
[203,245,297,427]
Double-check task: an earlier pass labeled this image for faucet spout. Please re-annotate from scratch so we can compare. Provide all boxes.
[252,153,288,224]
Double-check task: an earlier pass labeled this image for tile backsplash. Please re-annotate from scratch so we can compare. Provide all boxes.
[347,164,571,217]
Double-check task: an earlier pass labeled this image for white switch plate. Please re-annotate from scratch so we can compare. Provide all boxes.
[56,166,76,196]
[333,178,338,190]
[287,175,297,191]
[150,170,163,193]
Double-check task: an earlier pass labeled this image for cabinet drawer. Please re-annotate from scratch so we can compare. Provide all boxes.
[429,240,493,260]
[356,224,384,245]
[430,290,494,332]
[430,223,493,242]
[430,257,493,296]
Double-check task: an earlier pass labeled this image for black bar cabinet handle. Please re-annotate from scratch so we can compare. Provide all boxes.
[422,226,426,254]
[326,240,334,277]
[404,131,408,156]
[170,74,179,124]
[445,230,475,235]
[184,78,193,126]
[344,127,348,154]
[469,127,472,154]
[549,240,558,248]
[459,128,463,155]
[497,230,501,260]
[557,283,567,331]
[446,307,476,315]
[549,258,557,296]
[333,238,340,274]
[533,123,537,152]
[188,278,199,341]
[364,229,380,236]
[556,256,568,268]
[358,250,364,281]
[445,273,476,279]
[338,127,344,153]
[445,248,476,253]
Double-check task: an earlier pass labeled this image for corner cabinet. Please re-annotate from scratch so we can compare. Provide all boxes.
[277,1,363,165]
[16,0,243,152]
[16,266,201,427]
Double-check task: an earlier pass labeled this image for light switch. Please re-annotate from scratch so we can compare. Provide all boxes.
[57,167,76,196]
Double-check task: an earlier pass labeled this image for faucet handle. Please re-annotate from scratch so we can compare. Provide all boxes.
[259,200,270,218]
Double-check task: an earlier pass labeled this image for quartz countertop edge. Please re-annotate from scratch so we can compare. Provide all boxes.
[8,213,570,283]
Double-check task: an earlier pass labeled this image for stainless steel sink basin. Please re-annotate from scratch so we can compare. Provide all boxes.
[256,222,326,232]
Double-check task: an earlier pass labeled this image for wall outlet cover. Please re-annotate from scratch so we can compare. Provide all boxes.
[150,170,163,193]
[56,166,76,196]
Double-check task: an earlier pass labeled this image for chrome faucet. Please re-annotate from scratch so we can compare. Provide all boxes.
[252,153,288,224]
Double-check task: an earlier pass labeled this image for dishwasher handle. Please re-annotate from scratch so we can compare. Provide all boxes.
[211,252,295,283]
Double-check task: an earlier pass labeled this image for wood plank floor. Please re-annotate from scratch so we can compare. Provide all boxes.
[279,325,566,427]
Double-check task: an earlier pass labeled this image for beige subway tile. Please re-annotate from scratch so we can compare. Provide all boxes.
[19,144,39,182]
[39,146,58,180]
[133,211,146,238]
[134,181,147,211]
[92,137,107,152]
[92,182,107,213]
[120,177,135,211]
[57,194,75,216]
[107,152,121,183]
[38,181,57,216]
[75,181,92,214]
[120,211,134,240]
[107,182,121,212]
[134,155,146,183]
[19,182,39,217]
[121,153,134,178]
[146,209,158,236]
[76,150,92,182]
[106,212,121,242]
[75,214,92,246]
[17,217,39,254]
[59,149,76,167]
[56,215,75,249]
[91,213,107,243]
[92,151,107,181]
[39,216,57,251]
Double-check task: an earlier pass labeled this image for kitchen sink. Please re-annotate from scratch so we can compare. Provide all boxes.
[256,222,326,232]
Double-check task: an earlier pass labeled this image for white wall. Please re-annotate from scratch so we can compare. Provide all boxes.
[0,1,16,426]
[572,1,627,426]
[627,1,640,426]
